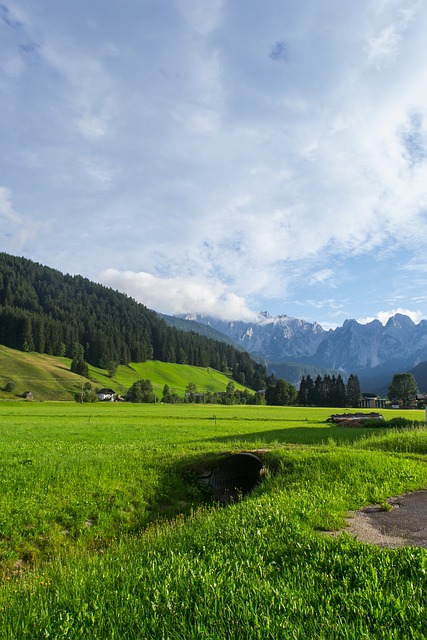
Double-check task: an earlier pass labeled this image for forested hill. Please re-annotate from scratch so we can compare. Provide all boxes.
[0,253,266,389]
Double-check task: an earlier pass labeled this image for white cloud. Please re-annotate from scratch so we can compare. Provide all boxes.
[358,309,424,325]
[365,0,420,70]
[81,157,115,187]
[0,186,21,224]
[0,186,40,252]
[42,44,116,141]
[176,0,224,36]
[2,0,427,326]
[308,269,334,286]
[366,24,402,69]
[99,268,258,321]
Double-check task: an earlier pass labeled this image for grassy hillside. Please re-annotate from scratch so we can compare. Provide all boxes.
[0,344,248,401]
[0,345,82,401]
[115,361,247,396]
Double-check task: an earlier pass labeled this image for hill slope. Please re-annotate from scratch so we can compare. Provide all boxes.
[0,344,247,402]
[0,345,83,401]
[160,313,242,349]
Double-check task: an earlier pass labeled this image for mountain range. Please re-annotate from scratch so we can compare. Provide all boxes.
[178,313,427,395]
[2,251,426,396]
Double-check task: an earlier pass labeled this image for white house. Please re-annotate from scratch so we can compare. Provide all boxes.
[97,388,116,401]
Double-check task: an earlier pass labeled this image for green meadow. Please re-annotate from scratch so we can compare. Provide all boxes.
[1,402,427,638]
[0,344,247,401]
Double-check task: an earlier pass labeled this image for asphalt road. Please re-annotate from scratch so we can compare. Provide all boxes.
[346,489,427,548]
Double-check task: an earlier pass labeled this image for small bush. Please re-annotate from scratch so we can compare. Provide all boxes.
[4,380,15,393]
[386,417,424,429]
[74,389,98,403]
[357,418,386,428]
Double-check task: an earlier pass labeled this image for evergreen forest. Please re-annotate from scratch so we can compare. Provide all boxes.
[298,372,361,407]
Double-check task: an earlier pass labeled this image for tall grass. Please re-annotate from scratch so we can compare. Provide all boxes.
[1,403,427,638]
[3,449,427,638]
[355,424,427,454]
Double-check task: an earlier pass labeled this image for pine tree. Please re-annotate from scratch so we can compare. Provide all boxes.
[21,317,34,352]
[346,374,361,407]
[334,374,347,407]
[70,343,89,378]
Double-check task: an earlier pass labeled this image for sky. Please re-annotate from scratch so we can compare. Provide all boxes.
[1,0,427,329]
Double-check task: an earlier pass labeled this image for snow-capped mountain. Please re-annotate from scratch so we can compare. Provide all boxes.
[180,312,427,392]
[181,312,328,361]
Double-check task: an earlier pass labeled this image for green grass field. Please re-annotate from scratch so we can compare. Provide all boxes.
[1,402,427,638]
[0,344,247,401]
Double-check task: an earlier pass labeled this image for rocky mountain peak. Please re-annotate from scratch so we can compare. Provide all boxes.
[180,312,427,393]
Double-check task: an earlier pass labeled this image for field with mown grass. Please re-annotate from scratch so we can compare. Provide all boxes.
[1,402,427,638]
[0,344,247,401]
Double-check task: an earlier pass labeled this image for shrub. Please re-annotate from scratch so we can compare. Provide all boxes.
[75,389,98,403]
[358,418,387,428]
[387,417,424,429]
[127,379,155,403]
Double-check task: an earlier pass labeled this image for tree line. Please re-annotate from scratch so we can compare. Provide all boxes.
[297,373,361,407]
[121,373,362,407]
[0,253,267,390]
[123,379,265,405]
[260,372,361,408]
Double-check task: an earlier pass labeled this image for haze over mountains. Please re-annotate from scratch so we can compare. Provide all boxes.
[179,313,427,394]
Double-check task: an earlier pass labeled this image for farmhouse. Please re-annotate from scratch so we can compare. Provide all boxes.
[97,388,116,401]
[414,393,427,408]
[360,393,386,409]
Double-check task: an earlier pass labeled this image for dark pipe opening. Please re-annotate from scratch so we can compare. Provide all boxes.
[206,452,264,502]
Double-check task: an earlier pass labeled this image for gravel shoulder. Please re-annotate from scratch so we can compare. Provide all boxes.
[341,489,427,548]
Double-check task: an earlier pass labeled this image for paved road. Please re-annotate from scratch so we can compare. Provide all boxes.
[346,489,427,548]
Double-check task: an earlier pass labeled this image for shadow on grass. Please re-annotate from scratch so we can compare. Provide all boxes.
[203,425,388,446]
[147,449,278,520]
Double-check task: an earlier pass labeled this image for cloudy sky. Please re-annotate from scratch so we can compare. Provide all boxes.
[1,0,427,328]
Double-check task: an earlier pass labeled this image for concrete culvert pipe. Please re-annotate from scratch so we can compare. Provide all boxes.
[208,452,264,502]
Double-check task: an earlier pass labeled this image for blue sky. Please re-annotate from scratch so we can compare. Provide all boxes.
[1,0,427,328]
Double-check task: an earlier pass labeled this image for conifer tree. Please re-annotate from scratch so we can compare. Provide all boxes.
[346,373,361,407]
[70,343,89,378]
